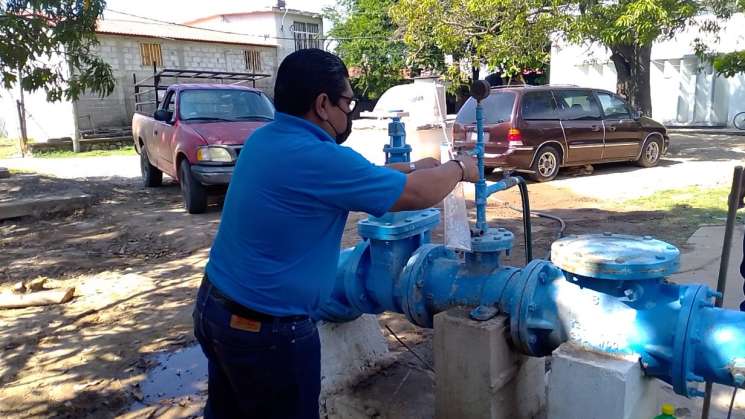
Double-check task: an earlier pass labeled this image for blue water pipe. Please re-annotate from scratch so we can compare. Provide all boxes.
[314,86,745,397]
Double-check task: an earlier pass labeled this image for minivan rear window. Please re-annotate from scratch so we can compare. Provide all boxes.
[456,92,516,125]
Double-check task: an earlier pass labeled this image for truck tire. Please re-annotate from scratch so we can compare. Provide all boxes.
[179,160,208,214]
[140,147,162,187]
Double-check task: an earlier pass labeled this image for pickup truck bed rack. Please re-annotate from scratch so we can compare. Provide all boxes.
[134,65,271,112]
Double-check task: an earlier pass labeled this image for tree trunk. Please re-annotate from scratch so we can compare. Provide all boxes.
[609,43,652,116]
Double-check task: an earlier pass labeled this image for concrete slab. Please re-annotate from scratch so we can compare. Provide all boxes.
[0,167,9,179]
[672,224,745,309]
[0,192,92,220]
[548,344,659,419]
[434,308,546,419]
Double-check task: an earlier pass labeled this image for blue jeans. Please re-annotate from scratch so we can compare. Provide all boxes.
[193,279,321,419]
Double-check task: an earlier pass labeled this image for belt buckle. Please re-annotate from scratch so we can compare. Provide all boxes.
[229,314,262,332]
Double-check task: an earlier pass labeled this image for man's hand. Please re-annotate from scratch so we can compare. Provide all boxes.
[413,157,440,171]
[454,155,480,183]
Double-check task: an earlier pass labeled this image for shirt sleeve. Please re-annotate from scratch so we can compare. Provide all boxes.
[304,144,407,217]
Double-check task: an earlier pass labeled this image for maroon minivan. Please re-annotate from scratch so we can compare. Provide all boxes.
[452,85,669,181]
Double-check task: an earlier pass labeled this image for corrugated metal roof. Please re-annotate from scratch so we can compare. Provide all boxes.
[183,8,321,25]
[96,18,276,47]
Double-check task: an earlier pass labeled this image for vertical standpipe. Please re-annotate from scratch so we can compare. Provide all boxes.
[471,80,491,233]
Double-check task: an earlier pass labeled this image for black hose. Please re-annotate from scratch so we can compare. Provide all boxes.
[726,380,743,419]
[493,198,567,260]
[516,178,533,264]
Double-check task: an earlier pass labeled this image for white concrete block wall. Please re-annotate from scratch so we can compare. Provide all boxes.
[75,35,278,130]
[550,12,745,127]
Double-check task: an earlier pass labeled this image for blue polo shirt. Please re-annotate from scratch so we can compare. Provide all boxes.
[205,112,407,316]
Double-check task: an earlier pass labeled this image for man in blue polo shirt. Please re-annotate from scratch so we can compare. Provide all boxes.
[192,49,479,419]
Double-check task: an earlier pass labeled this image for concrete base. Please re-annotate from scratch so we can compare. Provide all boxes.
[548,344,659,419]
[0,192,91,220]
[319,314,391,396]
[434,308,546,419]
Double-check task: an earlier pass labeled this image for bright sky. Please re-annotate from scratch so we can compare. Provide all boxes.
[104,0,336,27]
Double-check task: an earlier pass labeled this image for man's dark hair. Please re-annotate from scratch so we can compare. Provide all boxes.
[274,48,349,117]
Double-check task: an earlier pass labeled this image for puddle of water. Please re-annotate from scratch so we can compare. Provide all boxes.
[130,344,208,410]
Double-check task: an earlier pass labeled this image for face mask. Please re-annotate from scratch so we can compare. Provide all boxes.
[332,110,353,145]
[316,100,353,145]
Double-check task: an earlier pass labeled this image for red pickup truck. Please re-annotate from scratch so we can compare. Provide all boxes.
[132,84,274,213]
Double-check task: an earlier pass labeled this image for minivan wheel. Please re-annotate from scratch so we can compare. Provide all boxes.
[529,146,560,182]
[179,160,208,214]
[637,138,661,168]
[140,147,162,187]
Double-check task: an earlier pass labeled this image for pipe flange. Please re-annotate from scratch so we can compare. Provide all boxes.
[400,244,455,327]
[671,284,711,397]
[509,260,564,356]
[471,228,514,253]
[342,240,384,315]
[358,209,440,241]
[551,234,680,281]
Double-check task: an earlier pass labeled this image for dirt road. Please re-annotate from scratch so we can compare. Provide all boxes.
[0,132,742,418]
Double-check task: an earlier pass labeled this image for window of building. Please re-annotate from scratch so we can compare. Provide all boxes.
[244,50,262,72]
[293,21,321,50]
[140,43,163,67]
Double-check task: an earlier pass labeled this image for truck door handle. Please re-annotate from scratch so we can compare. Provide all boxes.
[591,125,601,132]
[608,125,617,132]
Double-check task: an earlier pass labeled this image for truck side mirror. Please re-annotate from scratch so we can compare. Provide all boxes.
[632,110,642,120]
[154,109,173,122]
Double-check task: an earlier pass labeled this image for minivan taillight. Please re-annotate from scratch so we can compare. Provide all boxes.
[507,128,523,147]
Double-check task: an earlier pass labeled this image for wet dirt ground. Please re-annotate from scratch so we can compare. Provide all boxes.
[0,132,743,418]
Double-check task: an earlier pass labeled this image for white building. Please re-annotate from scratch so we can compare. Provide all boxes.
[185,5,323,65]
[0,3,323,143]
[550,14,745,127]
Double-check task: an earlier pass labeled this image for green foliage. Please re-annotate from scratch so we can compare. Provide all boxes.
[391,0,565,79]
[0,0,115,101]
[711,51,745,77]
[569,0,698,47]
[698,0,745,77]
[33,145,136,158]
[325,0,410,100]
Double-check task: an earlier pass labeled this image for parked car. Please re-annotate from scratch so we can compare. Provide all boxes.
[452,85,669,182]
[132,84,274,213]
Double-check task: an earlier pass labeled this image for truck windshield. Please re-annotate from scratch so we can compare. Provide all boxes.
[179,89,275,122]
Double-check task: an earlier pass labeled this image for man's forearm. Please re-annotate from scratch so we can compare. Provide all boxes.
[389,161,463,211]
[386,162,413,174]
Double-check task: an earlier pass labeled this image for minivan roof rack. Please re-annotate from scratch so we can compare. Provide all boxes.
[491,84,531,89]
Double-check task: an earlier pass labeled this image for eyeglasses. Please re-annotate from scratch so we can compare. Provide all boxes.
[338,94,357,113]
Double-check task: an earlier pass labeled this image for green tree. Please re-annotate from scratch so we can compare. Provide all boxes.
[698,0,745,77]
[325,0,410,100]
[567,0,705,116]
[0,0,115,102]
[391,0,566,85]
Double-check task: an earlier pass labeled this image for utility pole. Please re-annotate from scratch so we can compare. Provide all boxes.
[16,69,28,157]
